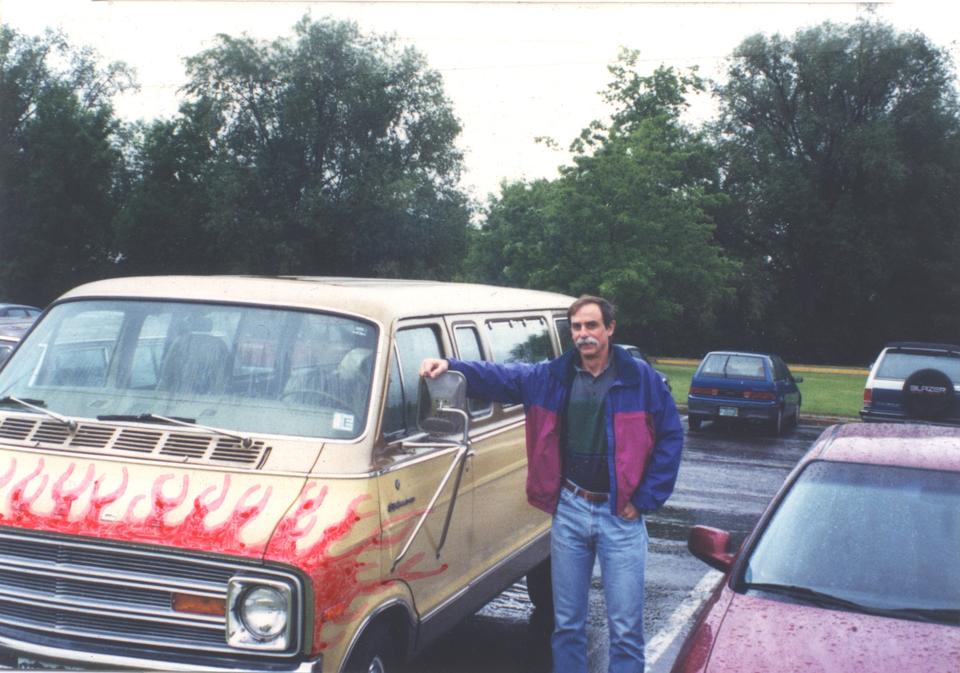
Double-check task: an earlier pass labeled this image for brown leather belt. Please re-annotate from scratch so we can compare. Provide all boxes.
[563,480,608,503]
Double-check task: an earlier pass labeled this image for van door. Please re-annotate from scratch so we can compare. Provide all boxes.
[466,315,552,569]
[375,323,474,620]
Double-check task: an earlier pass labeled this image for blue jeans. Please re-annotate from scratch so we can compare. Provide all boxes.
[551,486,648,673]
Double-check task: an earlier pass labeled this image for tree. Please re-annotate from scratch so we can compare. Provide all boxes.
[0,27,134,305]
[118,16,470,279]
[468,53,736,355]
[714,20,960,362]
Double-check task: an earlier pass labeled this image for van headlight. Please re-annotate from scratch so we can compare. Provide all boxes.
[227,576,294,650]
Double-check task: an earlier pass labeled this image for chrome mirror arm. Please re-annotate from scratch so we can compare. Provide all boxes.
[391,406,472,572]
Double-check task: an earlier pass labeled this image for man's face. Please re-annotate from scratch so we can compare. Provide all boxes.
[570,303,615,360]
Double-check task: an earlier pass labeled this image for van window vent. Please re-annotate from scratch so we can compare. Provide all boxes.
[113,429,163,453]
[0,417,36,441]
[0,414,265,467]
[210,437,266,463]
[33,422,70,445]
[159,433,211,459]
[69,426,115,449]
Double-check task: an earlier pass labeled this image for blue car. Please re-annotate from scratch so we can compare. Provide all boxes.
[687,351,803,435]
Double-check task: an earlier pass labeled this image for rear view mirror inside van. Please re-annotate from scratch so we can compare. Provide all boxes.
[418,371,468,436]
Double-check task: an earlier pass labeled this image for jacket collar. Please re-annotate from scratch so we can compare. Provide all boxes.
[549,344,642,386]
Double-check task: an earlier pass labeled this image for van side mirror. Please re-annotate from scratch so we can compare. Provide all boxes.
[418,371,468,436]
[793,375,803,384]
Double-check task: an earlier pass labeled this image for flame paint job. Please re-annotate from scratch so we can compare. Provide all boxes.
[0,450,448,659]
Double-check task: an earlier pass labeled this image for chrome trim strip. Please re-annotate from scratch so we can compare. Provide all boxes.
[0,558,225,595]
[0,590,225,627]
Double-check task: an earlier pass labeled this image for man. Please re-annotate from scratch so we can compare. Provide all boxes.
[420,295,683,673]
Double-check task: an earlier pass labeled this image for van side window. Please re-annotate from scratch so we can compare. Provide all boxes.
[486,318,551,364]
[454,325,492,417]
[383,325,442,438]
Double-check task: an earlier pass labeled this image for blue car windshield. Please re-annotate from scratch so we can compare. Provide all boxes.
[699,353,766,380]
[0,299,378,440]
[742,461,960,615]
[876,352,960,384]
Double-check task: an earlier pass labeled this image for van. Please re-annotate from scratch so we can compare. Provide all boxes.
[0,276,574,672]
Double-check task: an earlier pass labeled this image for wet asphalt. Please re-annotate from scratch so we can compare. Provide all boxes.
[410,417,830,673]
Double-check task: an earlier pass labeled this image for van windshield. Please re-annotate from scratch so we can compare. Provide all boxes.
[0,300,378,440]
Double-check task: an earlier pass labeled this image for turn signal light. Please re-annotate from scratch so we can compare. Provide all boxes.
[172,593,226,616]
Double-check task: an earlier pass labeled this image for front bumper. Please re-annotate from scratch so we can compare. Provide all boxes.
[860,407,960,426]
[0,632,323,672]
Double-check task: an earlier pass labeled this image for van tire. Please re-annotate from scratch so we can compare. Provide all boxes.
[344,621,402,673]
[526,557,553,611]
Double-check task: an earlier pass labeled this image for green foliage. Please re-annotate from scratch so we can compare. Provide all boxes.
[118,16,470,278]
[0,26,134,305]
[468,54,737,354]
[714,20,960,362]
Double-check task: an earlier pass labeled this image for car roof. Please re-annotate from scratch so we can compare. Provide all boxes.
[58,276,576,324]
[810,422,960,473]
[0,303,39,311]
[882,341,960,353]
[702,350,775,359]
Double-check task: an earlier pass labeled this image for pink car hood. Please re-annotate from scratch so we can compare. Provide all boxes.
[704,593,960,673]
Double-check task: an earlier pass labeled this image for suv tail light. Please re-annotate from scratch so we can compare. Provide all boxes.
[863,387,873,405]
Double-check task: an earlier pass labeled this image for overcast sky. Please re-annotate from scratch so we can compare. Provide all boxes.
[1,1,957,200]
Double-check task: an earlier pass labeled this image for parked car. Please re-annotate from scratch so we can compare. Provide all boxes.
[670,422,960,673]
[0,303,41,318]
[860,342,960,426]
[687,351,802,435]
[619,344,671,391]
[0,276,572,672]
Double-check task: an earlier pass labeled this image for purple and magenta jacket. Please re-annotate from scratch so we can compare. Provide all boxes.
[448,345,684,516]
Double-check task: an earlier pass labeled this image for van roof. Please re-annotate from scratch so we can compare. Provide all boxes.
[59,276,577,323]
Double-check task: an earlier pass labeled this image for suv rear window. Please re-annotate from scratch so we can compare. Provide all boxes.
[876,352,960,384]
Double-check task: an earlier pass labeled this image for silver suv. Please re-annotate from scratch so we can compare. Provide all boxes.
[861,342,960,425]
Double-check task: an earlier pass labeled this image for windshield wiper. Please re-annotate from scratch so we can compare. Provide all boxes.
[872,607,960,625]
[96,412,254,449]
[747,583,960,625]
[744,583,869,612]
[0,396,78,432]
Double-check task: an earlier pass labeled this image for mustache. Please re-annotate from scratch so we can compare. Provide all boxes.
[575,336,600,348]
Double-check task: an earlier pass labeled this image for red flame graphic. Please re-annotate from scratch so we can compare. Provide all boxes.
[0,456,448,656]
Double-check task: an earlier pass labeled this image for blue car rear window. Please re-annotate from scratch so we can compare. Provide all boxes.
[700,353,766,380]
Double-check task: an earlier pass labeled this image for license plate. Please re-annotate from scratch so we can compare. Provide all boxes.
[719,407,738,417]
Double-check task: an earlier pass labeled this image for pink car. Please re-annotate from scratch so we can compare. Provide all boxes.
[672,422,960,673]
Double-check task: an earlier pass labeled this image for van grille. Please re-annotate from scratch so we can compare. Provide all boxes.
[0,529,301,661]
[0,414,267,466]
